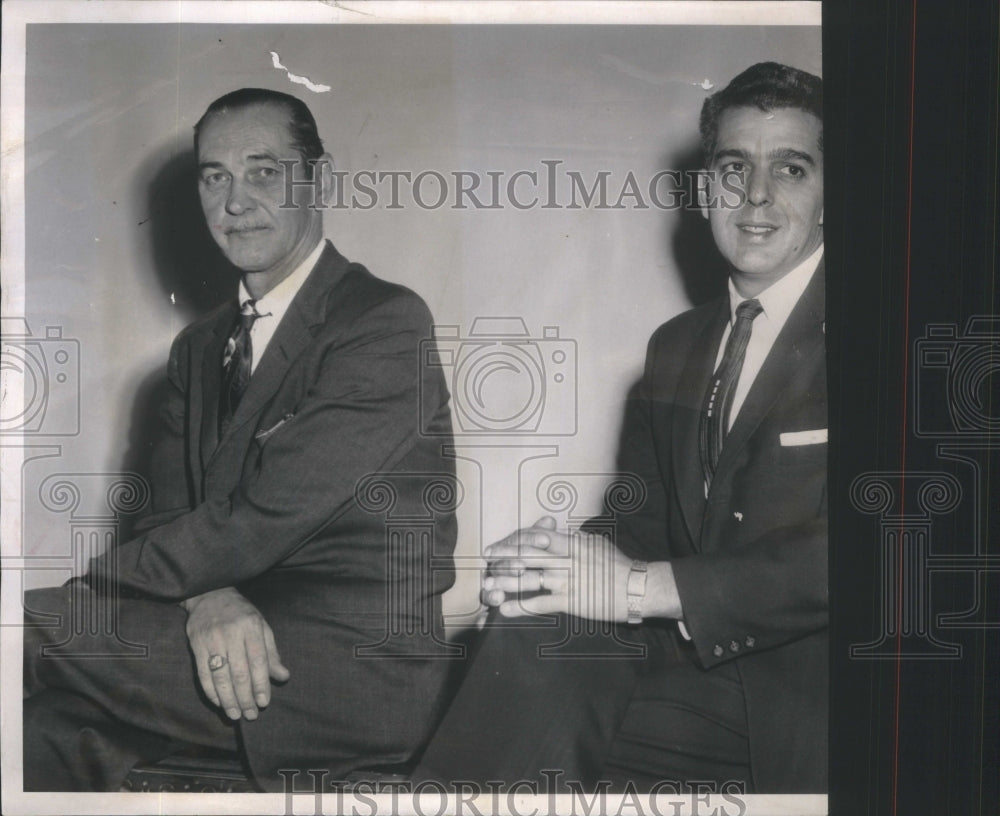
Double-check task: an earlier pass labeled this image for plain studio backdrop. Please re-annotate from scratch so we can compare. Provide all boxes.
[17,22,819,625]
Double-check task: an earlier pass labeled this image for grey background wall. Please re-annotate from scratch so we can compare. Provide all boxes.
[18,22,820,623]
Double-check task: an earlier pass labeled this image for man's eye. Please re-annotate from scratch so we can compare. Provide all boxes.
[202,173,229,188]
[778,164,805,178]
[251,166,280,182]
[724,161,747,174]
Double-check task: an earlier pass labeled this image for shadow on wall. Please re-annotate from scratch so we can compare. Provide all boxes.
[120,148,238,534]
[663,140,729,307]
[144,148,238,315]
[603,140,730,490]
[119,366,172,541]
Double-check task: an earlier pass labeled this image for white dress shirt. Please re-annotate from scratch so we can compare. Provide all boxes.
[678,244,824,641]
[237,240,326,374]
[714,243,825,431]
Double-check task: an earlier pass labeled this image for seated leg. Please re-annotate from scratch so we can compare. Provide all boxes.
[22,584,239,791]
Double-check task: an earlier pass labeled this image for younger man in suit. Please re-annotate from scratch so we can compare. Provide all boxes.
[417,62,827,793]
[22,88,456,792]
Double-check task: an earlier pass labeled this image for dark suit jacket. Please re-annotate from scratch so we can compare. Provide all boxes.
[414,261,826,793]
[615,259,828,791]
[87,241,457,789]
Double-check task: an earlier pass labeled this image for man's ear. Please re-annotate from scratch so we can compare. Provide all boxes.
[698,170,710,221]
[315,153,335,209]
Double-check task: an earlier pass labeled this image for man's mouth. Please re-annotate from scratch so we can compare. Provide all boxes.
[225,225,270,236]
[737,222,778,235]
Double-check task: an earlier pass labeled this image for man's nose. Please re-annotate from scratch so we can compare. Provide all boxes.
[225,177,254,216]
[745,167,771,207]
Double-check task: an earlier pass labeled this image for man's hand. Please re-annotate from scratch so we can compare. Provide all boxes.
[482,516,634,622]
[483,516,683,622]
[181,587,290,721]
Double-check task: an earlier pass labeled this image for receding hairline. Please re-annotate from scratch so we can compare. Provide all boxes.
[193,99,316,168]
[196,98,297,135]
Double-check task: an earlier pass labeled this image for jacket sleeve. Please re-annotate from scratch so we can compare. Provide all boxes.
[613,319,828,669]
[88,290,442,600]
[670,511,828,668]
[129,332,197,536]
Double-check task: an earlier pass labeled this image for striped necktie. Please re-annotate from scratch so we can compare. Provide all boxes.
[220,299,263,433]
[699,298,763,486]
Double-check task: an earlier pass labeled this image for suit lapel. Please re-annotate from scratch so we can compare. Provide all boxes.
[198,303,238,470]
[209,242,350,458]
[712,259,826,485]
[671,299,730,548]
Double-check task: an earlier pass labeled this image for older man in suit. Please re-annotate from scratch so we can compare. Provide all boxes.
[416,62,827,793]
[22,88,456,792]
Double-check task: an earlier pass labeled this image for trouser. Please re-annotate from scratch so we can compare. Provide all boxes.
[413,614,751,792]
[22,584,239,791]
[599,651,751,792]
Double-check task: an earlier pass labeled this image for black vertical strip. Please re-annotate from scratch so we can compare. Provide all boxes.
[827,0,1000,813]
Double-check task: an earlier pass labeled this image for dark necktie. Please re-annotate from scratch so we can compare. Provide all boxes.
[220,299,263,433]
[699,298,763,485]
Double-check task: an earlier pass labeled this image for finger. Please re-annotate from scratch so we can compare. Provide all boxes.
[485,531,552,559]
[263,624,291,684]
[192,646,221,707]
[224,646,259,721]
[481,576,505,607]
[486,541,554,565]
[487,573,552,595]
[486,557,526,577]
[498,593,565,618]
[208,658,243,721]
[481,586,506,607]
[532,515,558,532]
[244,622,273,709]
[489,552,564,577]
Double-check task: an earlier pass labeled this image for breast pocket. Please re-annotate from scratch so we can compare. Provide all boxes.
[254,412,296,445]
[777,438,828,473]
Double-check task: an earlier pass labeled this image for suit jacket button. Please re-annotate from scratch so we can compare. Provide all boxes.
[713,644,724,658]
[745,636,756,648]
[729,640,740,653]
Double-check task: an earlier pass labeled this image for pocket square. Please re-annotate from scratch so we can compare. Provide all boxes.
[254,413,295,442]
[780,428,827,446]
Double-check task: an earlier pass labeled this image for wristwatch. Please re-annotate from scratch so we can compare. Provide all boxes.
[626,560,648,625]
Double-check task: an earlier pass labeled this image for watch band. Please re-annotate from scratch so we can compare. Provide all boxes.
[626,560,648,625]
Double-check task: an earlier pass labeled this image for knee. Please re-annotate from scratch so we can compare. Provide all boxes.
[23,690,136,792]
[22,692,79,790]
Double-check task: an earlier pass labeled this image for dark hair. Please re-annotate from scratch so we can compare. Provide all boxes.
[699,62,822,162]
[194,87,325,163]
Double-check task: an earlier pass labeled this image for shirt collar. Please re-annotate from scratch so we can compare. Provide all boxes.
[237,239,326,312]
[727,243,824,324]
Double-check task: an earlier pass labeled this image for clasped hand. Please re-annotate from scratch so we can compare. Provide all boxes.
[182,587,290,721]
[482,516,634,622]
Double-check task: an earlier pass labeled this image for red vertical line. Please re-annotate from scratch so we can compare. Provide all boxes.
[893,0,920,813]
